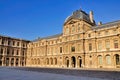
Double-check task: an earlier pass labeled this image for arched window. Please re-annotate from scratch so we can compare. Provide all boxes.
[106,55,111,65]
[54,58,57,65]
[46,58,49,65]
[115,54,120,65]
[98,56,102,65]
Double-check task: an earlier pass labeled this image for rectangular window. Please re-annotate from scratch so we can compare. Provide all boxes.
[89,43,92,51]
[13,41,15,46]
[8,40,11,46]
[114,40,118,49]
[105,40,110,50]
[60,47,62,53]
[16,50,19,55]
[17,42,20,46]
[106,55,111,65]
[98,42,102,50]
[78,44,81,52]
[71,46,75,52]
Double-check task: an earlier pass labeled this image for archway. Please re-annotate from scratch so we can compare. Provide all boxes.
[50,58,53,65]
[98,55,103,68]
[54,58,57,65]
[46,58,49,65]
[11,58,14,66]
[16,58,19,66]
[37,59,40,65]
[65,57,69,67]
[6,58,9,66]
[115,54,120,65]
[71,56,76,68]
[78,56,82,68]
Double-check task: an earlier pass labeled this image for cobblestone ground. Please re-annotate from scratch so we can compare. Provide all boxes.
[0,67,119,80]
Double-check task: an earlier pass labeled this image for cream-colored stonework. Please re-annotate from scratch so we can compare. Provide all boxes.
[0,35,29,66]
[0,9,120,69]
[26,10,120,69]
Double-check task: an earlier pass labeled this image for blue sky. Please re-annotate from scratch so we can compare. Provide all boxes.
[0,0,120,40]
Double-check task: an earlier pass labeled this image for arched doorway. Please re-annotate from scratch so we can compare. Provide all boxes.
[54,58,57,65]
[16,58,19,66]
[11,58,14,66]
[71,56,76,68]
[46,58,49,65]
[98,55,102,68]
[78,56,82,68]
[115,54,120,65]
[65,57,69,67]
[6,58,9,66]
[50,58,53,65]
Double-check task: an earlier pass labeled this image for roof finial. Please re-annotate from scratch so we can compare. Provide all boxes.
[79,1,82,11]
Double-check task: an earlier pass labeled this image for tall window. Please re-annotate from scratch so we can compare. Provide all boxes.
[77,34,80,39]
[105,40,110,50]
[114,40,118,49]
[98,42,102,50]
[8,40,11,46]
[115,54,120,65]
[98,32,101,36]
[7,49,10,55]
[88,34,91,37]
[72,25,75,33]
[66,45,68,53]
[16,50,19,55]
[106,55,111,65]
[98,56,102,65]
[78,24,80,32]
[66,28,69,34]
[77,44,81,52]
[113,29,117,34]
[89,43,92,51]
[1,48,3,55]
[60,47,62,53]
[71,46,75,52]
[105,31,109,35]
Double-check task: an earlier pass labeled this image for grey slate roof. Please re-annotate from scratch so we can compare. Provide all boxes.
[33,33,63,41]
[64,9,95,25]
[92,20,120,30]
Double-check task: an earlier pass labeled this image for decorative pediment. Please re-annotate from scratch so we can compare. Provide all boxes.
[65,19,79,25]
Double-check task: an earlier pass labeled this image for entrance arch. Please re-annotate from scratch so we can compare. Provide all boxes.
[78,56,82,68]
[71,56,76,68]
[115,54,120,65]
[65,57,69,67]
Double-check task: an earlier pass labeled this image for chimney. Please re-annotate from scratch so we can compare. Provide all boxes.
[89,11,94,23]
[98,22,102,25]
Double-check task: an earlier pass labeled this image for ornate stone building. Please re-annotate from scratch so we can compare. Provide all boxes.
[1,9,120,69]
[26,9,120,68]
[0,35,29,66]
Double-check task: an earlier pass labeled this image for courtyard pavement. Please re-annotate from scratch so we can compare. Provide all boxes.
[0,67,119,80]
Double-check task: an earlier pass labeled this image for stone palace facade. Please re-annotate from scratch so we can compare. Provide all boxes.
[1,9,120,68]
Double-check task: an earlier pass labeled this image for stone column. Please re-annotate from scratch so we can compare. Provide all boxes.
[14,58,16,66]
[69,57,72,68]
[75,57,78,68]
[9,58,11,66]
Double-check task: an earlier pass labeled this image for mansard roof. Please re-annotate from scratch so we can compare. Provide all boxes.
[92,20,120,30]
[0,34,30,42]
[33,33,63,41]
[64,9,95,25]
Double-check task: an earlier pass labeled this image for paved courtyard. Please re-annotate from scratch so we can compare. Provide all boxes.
[0,67,119,80]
